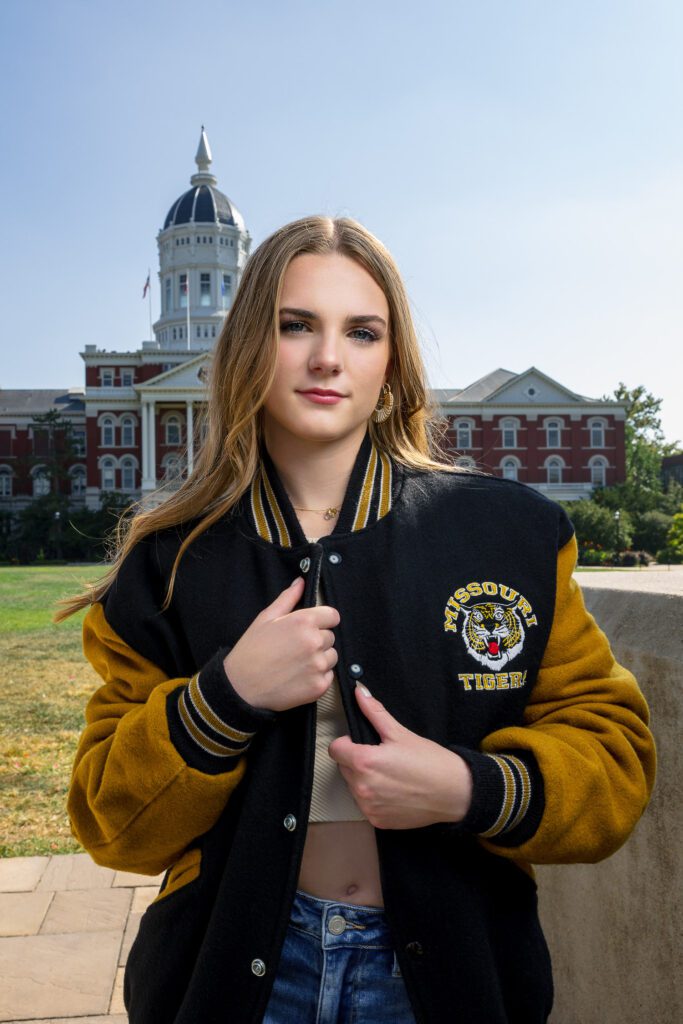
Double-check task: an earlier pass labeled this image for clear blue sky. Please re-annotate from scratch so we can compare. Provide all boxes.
[2,0,682,444]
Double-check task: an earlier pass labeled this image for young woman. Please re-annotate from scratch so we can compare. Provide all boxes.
[61,216,656,1024]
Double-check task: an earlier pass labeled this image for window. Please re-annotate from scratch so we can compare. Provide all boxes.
[121,369,133,387]
[590,457,608,488]
[197,324,202,338]
[455,456,475,469]
[211,325,216,337]
[501,458,519,481]
[121,458,136,490]
[455,420,472,450]
[33,468,50,497]
[71,428,86,456]
[500,419,518,448]
[546,458,563,485]
[165,415,181,446]
[172,328,177,340]
[222,273,232,300]
[0,469,12,497]
[179,274,188,308]
[589,419,606,448]
[546,420,561,448]
[165,277,172,312]
[102,369,114,387]
[70,466,86,496]
[121,416,135,446]
[164,454,182,481]
[101,458,116,491]
[101,417,115,447]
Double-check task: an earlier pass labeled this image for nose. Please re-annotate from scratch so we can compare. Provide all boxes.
[308,330,343,375]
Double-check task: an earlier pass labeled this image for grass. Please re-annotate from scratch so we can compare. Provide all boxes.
[1,564,106,858]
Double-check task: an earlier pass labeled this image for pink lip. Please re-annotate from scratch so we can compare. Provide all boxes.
[297,389,345,404]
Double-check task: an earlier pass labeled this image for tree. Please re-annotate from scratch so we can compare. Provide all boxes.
[667,510,683,558]
[560,500,632,554]
[18,408,81,499]
[599,384,680,513]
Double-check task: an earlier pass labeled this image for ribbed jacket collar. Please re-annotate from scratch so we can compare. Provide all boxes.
[246,426,398,548]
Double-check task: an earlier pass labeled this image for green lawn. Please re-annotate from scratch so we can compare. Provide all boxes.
[1,564,106,857]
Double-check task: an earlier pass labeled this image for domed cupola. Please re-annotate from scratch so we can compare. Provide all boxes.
[152,128,251,352]
[163,128,246,231]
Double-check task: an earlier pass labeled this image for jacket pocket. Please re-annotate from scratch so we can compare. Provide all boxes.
[152,846,202,905]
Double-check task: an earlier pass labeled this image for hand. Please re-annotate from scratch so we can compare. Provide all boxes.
[328,683,473,829]
[223,577,340,713]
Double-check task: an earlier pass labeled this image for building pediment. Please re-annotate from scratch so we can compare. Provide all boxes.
[484,367,588,405]
[137,354,211,393]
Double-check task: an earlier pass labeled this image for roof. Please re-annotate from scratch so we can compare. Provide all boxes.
[0,389,85,416]
[163,184,245,230]
[445,369,518,403]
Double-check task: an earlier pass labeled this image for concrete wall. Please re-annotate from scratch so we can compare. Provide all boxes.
[537,582,681,1024]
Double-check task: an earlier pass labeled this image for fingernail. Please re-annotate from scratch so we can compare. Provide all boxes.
[290,576,302,587]
[356,681,372,697]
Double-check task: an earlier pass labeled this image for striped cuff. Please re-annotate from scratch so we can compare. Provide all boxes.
[166,646,277,775]
[449,745,545,847]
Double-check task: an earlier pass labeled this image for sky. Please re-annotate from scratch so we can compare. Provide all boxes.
[1,0,682,444]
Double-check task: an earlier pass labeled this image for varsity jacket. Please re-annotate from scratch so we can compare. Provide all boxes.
[67,426,656,1024]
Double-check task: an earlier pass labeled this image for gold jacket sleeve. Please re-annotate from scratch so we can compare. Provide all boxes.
[67,602,255,875]
[479,533,656,864]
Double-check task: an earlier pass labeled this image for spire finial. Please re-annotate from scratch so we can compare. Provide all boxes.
[195,126,212,174]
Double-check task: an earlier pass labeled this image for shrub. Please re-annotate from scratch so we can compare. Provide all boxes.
[656,547,683,565]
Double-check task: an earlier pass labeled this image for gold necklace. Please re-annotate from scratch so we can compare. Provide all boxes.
[292,505,339,521]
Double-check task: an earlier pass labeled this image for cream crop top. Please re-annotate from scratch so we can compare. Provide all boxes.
[306,537,367,823]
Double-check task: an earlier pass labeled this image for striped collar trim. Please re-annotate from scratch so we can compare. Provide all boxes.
[247,429,395,548]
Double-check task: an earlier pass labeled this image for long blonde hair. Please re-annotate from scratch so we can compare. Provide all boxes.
[55,215,460,621]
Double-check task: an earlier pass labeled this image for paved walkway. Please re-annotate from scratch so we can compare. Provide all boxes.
[577,562,683,596]
[0,853,163,1023]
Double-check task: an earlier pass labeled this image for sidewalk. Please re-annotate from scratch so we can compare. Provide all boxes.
[0,853,163,1023]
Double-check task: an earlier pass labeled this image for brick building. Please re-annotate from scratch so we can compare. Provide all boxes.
[0,130,626,513]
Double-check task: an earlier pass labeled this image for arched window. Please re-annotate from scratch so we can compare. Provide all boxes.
[589,456,608,488]
[164,454,182,481]
[70,466,86,497]
[546,457,564,485]
[101,417,115,447]
[500,418,518,449]
[500,458,519,481]
[0,467,12,498]
[165,415,181,446]
[32,467,50,497]
[545,419,562,448]
[455,420,473,450]
[588,418,606,448]
[101,458,116,491]
[121,416,136,447]
[121,457,137,490]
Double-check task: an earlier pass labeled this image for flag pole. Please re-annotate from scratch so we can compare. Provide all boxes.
[147,267,153,341]
[186,268,191,350]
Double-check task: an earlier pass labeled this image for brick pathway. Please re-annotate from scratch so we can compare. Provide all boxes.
[0,853,164,1023]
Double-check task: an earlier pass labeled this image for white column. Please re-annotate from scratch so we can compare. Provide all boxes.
[148,401,156,484]
[186,401,194,475]
[141,401,150,484]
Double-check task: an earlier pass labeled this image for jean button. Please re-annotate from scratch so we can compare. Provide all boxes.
[328,914,347,935]
[251,958,266,976]
[283,814,297,831]
[299,557,310,573]
[328,552,342,565]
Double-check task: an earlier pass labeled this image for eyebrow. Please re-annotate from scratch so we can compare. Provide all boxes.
[279,307,387,328]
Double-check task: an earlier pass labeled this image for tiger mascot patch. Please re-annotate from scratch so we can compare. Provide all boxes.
[443,581,537,670]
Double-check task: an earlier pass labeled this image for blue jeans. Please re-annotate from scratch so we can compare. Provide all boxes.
[262,888,418,1024]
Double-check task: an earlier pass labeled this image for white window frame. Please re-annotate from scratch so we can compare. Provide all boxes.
[101,417,115,447]
[70,465,86,496]
[500,457,520,481]
[120,416,136,447]
[455,419,473,450]
[545,419,562,448]
[100,458,116,491]
[546,456,564,485]
[588,418,606,448]
[589,456,608,488]
[165,415,181,446]
[500,418,518,449]
[121,458,137,490]
[0,467,12,497]
[101,369,114,387]
[32,466,50,497]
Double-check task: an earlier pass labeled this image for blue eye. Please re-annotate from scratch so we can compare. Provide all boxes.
[279,321,378,343]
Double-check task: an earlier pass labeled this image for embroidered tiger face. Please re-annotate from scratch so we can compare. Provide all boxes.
[462,602,525,669]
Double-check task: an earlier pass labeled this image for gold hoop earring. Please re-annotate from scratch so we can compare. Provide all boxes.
[372,382,394,423]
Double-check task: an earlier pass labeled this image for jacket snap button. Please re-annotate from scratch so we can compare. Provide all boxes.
[283,814,297,831]
[299,557,310,572]
[328,914,347,935]
[405,941,424,957]
[251,958,266,976]
[348,663,363,678]
[328,552,342,565]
